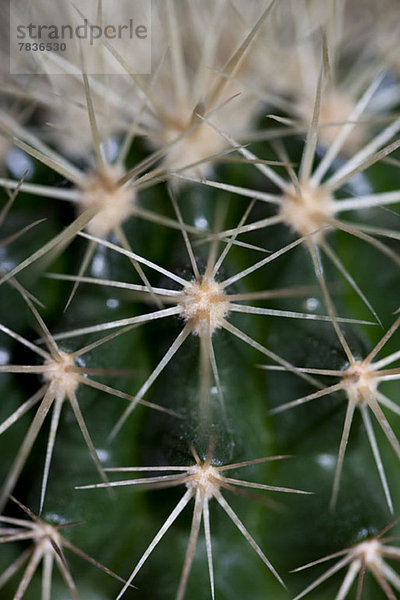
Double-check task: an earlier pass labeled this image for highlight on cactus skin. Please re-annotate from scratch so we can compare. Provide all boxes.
[0,1,399,599]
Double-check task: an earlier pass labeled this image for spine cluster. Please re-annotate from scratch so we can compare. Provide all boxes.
[0,1,399,599]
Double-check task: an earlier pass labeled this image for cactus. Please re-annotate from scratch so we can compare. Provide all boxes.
[0,1,399,599]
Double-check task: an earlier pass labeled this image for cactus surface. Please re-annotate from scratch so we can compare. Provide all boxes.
[0,1,400,599]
